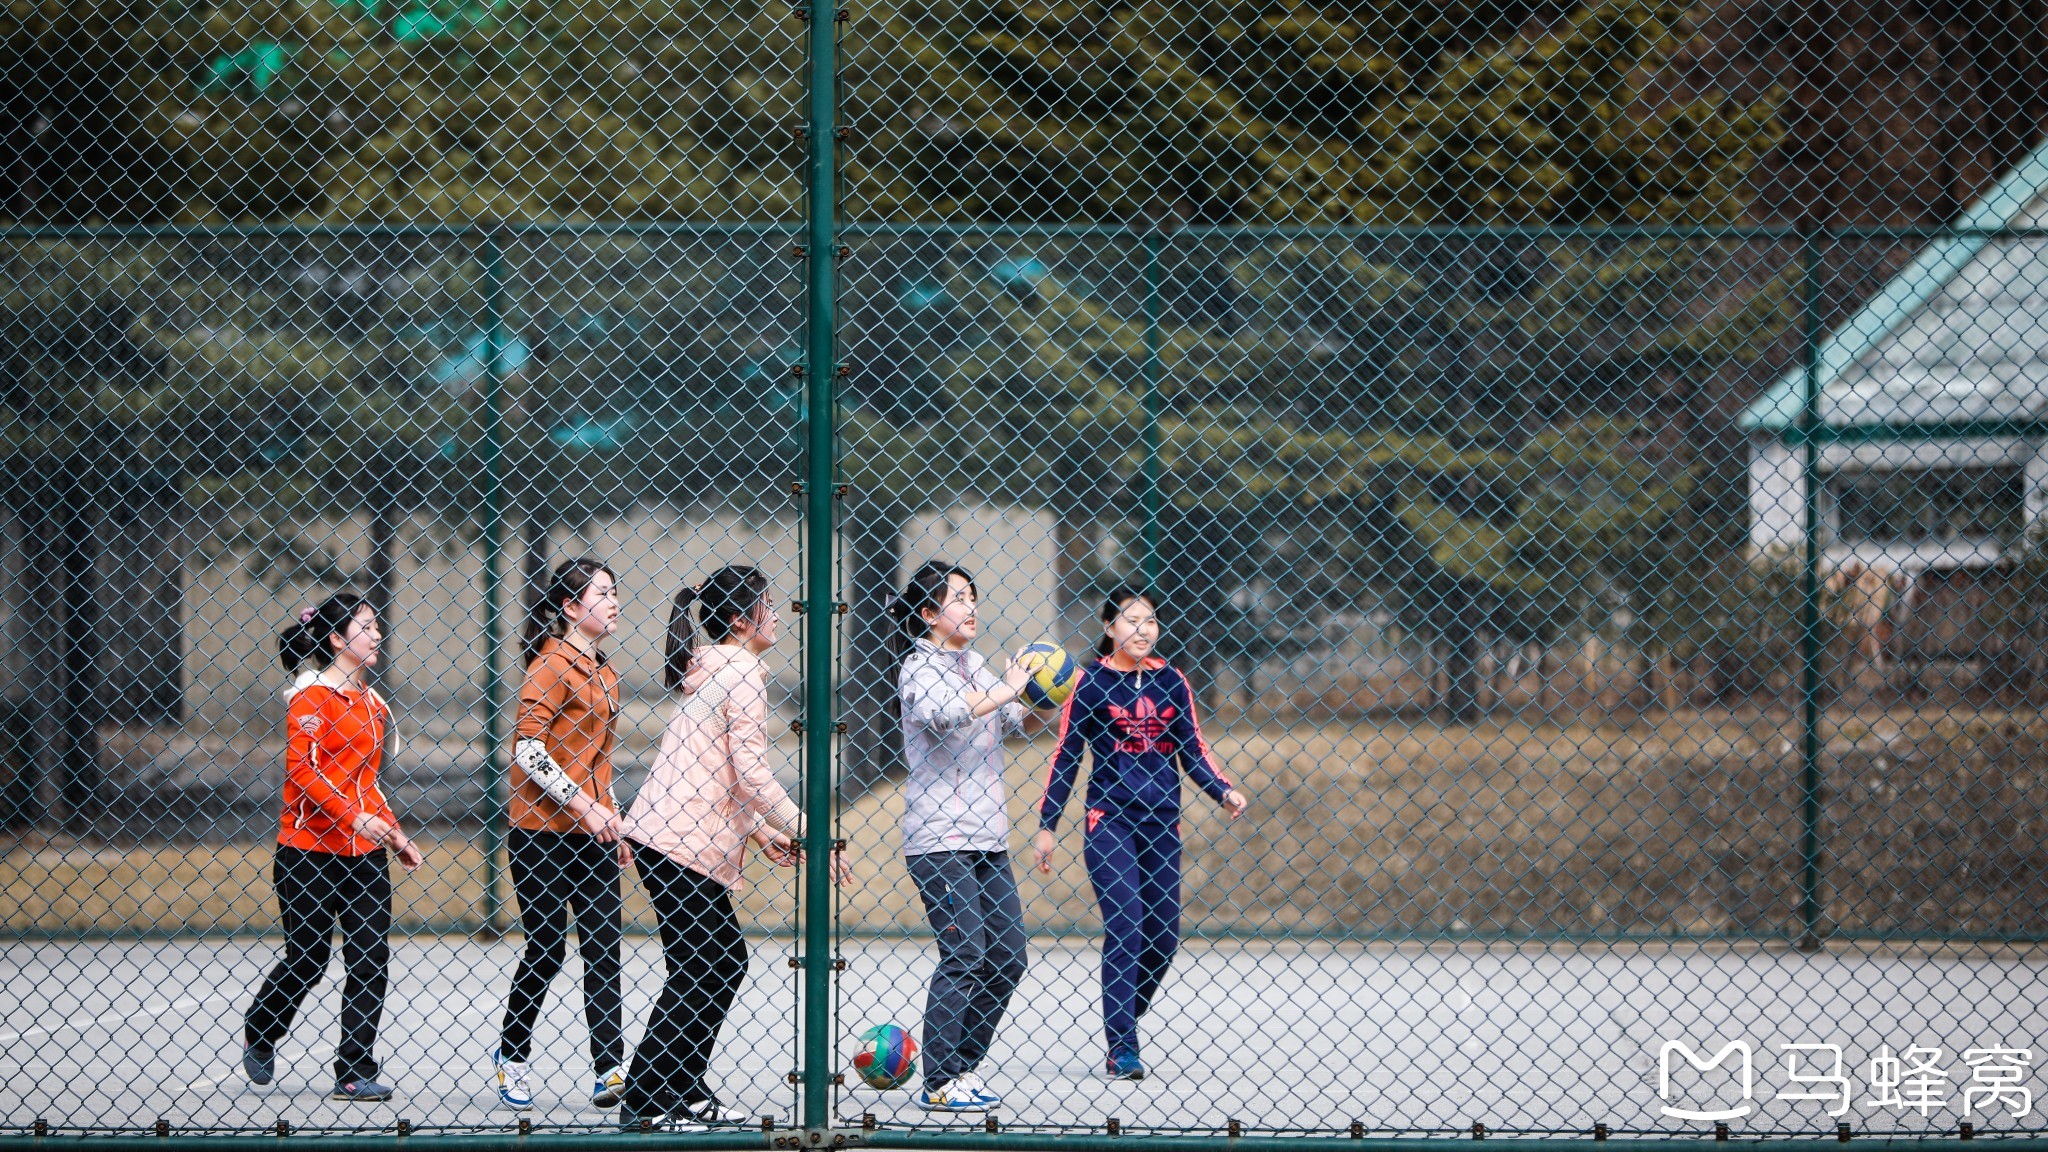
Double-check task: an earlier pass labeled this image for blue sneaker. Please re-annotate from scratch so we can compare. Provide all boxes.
[918,1080,988,1112]
[242,1041,274,1086]
[953,1072,1002,1107]
[492,1050,533,1111]
[332,1077,394,1102]
[1104,1049,1145,1082]
[592,1065,626,1108]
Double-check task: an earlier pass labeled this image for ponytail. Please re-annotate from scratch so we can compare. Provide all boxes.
[1096,585,1157,657]
[663,584,700,691]
[279,592,370,673]
[883,561,974,719]
[522,557,615,668]
[665,565,770,691]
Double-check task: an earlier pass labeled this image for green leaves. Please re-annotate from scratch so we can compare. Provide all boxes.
[7,0,1779,226]
[847,0,1780,226]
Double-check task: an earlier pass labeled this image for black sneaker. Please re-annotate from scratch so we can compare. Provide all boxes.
[242,1041,275,1086]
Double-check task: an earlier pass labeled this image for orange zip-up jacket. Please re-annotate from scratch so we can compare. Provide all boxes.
[510,637,621,833]
[279,682,397,855]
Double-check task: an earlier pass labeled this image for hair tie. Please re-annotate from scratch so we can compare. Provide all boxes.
[300,606,318,624]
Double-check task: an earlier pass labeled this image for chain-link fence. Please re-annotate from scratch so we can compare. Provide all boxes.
[6,0,2048,1142]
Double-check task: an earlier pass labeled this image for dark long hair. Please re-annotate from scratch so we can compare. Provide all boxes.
[886,561,974,664]
[1096,585,1158,657]
[664,565,770,691]
[279,592,371,672]
[881,561,975,719]
[522,557,615,668]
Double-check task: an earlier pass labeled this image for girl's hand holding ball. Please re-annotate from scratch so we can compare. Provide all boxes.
[1001,655,1032,700]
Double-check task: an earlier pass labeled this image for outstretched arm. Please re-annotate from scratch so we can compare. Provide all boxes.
[726,667,804,837]
[1033,673,1091,874]
[1169,669,1246,817]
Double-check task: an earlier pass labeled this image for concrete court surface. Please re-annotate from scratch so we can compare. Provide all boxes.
[4,936,2046,1136]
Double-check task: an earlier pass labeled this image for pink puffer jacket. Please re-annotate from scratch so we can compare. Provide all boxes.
[622,644,802,890]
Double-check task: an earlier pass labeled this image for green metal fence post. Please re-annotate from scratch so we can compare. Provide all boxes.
[1796,224,1824,952]
[478,226,508,935]
[1140,229,1164,590]
[800,0,841,1132]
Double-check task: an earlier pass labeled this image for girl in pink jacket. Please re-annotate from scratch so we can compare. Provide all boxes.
[618,565,845,1129]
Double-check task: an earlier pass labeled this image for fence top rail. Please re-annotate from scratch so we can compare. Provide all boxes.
[12,221,2048,243]
[864,1134,2040,1150]
[842,221,2048,242]
[0,221,806,242]
[0,1132,780,1150]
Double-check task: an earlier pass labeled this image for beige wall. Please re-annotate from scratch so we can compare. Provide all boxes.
[899,502,1064,655]
[177,501,1064,754]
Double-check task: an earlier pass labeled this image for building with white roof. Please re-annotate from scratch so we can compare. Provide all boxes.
[1744,136,2048,576]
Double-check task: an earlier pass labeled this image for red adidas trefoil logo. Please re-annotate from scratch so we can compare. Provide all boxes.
[1106,697,1177,756]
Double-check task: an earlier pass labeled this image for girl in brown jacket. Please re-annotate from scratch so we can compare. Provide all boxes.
[491,558,629,1112]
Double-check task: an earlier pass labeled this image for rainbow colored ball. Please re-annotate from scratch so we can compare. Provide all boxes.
[1018,642,1079,710]
[853,1023,918,1090]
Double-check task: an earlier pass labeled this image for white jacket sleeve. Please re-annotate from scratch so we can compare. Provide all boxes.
[899,653,977,734]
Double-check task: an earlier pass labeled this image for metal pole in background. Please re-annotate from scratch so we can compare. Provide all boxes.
[799,0,841,1130]
[1140,230,1165,590]
[479,227,508,934]
[1796,225,1824,952]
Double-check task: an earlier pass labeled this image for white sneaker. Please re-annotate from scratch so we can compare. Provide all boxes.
[953,1072,1002,1107]
[918,1080,988,1112]
[493,1050,534,1111]
[591,1066,626,1108]
[620,1108,704,1132]
[684,1097,751,1127]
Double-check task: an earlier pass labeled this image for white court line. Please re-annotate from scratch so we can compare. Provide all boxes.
[0,992,233,1044]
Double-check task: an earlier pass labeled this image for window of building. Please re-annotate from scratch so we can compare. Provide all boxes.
[1824,463,2026,544]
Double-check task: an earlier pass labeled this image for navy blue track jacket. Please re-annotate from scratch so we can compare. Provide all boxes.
[1036,656,1233,831]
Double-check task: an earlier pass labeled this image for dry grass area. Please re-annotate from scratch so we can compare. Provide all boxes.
[10,704,2048,939]
[823,703,2048,939]
[1,836,807,936]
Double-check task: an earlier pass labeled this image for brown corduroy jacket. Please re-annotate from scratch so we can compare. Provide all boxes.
[510,636,621,833]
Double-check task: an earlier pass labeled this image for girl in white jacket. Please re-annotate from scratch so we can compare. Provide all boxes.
[887,561,1036,1112]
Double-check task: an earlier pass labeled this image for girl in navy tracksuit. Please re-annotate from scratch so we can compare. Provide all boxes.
[1032,587,1248,1081]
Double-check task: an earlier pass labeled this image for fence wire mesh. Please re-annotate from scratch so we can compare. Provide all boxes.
[5,0,2048,1142]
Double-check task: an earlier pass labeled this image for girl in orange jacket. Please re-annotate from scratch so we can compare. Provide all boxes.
[241,593,422,1102]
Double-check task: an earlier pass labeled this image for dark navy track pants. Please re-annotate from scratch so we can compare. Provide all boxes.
[1082,813,1181,1056]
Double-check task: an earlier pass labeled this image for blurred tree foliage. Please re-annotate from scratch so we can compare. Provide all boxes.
[5,0,803,223]
[853,0,1782,224]
[854,219,1778,716]
[4,0,1779,225]
[4,0,1797,731]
